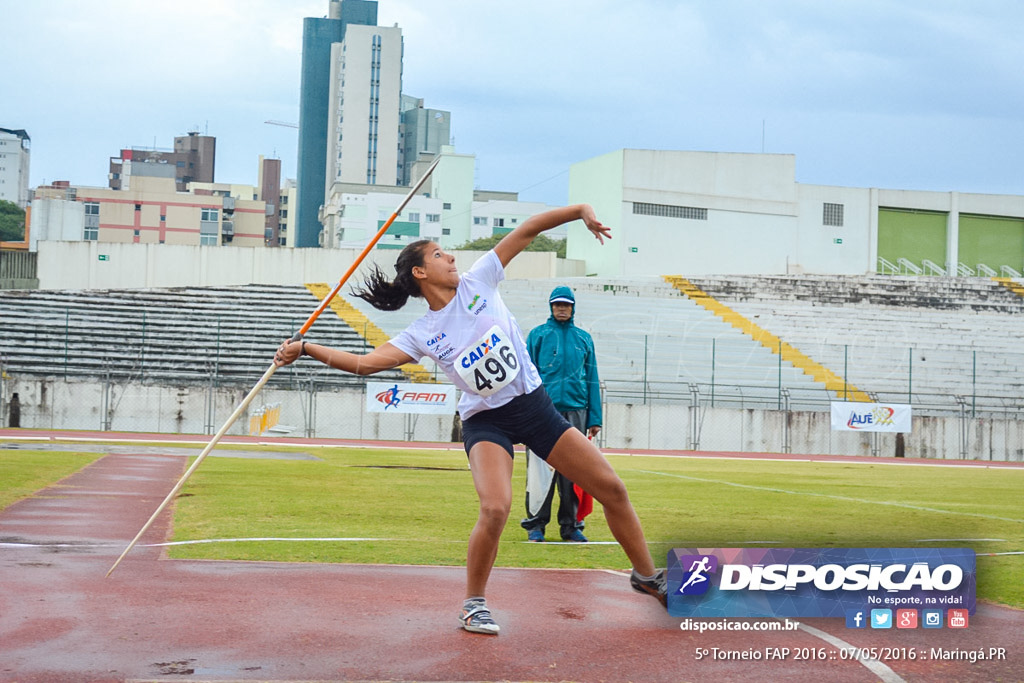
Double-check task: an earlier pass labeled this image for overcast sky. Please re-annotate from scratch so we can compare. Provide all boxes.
[3,0,1022,207]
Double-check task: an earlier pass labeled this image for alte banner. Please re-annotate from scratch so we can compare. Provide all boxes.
[831,401,912,432]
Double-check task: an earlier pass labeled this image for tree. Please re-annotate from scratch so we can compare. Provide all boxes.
[0,200,26,242]
[455,233,566,258]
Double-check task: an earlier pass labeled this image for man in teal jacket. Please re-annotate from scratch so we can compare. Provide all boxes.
[521,285,602,542]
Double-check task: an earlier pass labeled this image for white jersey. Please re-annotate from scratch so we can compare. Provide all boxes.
[389,250,542,420]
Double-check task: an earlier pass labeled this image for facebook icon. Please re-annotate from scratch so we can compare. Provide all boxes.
[845,609,867,629]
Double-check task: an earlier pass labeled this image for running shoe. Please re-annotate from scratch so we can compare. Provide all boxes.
[527,529,545,542]
[630,569,668,606]
[561,529,588,543]
[460,599,500,635]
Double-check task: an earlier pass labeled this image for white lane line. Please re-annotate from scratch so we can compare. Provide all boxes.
[631,469,1024,524]
[606,568,907,682]
[794,621,906,683]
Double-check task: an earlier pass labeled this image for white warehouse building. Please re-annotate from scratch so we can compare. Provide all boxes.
[567,149,1024,278]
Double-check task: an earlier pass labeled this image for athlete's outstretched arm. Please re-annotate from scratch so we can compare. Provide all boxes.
[493,204,611,268]
[275,340,414,376]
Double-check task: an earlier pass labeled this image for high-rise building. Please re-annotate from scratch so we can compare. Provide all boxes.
[296,1,452,248]
[400,97,451,186]
[0,128,31,209]
[295,0,378,248]
[109,131,215,192]
[326,23,404,188]
[258,156,282,247]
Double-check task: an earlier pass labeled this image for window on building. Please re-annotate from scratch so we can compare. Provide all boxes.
[201,208,218,221]
[823,202,844,227]
[408,212,420,222]
[493,218,505,227]
[443,202,451,210]
[200,234,218,246]
[442,228,451,236]
[632,202,707,220]
[426,213,440,222]
[84,202,99,216]
[473,216,487,225]
[83,225,98,241]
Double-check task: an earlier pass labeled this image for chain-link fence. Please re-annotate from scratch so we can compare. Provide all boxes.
[3,312,1024,461]
[2,371,1022,461]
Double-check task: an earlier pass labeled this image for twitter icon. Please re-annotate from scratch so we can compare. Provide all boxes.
[870,609,893,629]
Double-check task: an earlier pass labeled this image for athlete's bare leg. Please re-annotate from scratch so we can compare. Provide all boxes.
[465,442,514,598]
[545,428,657,576]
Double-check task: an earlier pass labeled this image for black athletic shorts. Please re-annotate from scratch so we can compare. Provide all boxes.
[461,386,572,461]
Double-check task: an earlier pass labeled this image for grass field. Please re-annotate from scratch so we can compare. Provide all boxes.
[164,445,1024,609]
[3,444,1022,608]
[0,449,103,510]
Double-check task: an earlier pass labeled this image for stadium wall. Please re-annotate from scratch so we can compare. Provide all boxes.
[4,377,1020,461]
[35,241,584,289]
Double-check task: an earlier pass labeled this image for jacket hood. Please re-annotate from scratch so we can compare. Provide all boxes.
[548,285,576,321]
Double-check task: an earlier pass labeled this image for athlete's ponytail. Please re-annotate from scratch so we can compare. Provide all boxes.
[351,239,431,311]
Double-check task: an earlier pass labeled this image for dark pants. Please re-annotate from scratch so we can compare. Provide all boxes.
[520,408,586,539]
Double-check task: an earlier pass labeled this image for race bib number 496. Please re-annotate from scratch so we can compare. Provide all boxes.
[455,325,521,396]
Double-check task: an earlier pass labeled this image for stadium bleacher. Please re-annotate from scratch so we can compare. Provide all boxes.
[0,285,408,389]
[4,272,1023,415]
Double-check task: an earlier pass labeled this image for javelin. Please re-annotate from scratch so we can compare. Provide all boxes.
[106,155,442,577]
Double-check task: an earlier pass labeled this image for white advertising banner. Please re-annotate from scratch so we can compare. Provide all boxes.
[830,402,912,433]
[365,381,457,414]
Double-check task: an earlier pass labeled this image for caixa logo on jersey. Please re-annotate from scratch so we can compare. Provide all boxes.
[666,548,976,619]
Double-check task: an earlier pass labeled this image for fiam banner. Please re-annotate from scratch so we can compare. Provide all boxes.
[365,381,456,414]
[668,548,975,620]
[831,401,912,432]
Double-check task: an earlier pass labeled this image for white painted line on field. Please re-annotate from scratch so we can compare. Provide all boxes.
[917,538,1006,542]
[978,551,1024,556]
[520,540,619,545]
[794,621,906,683]
[143,537,394,547]
[632,469,1024,524]
[604,451,1024,470]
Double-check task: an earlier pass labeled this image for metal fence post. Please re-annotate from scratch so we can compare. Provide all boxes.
[64,308,70,380]
[305,380,317,438]
[689,383,700,450]
[781,388,791,454]
[908,347,913,404]
[710,338,716,408]
[956,396,968,460]
[778,340,783,409]
[643,335,649,405]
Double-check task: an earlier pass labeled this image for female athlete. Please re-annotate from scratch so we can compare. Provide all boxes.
[274,204,666,634]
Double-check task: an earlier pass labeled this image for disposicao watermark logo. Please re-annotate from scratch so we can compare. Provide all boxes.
[667,548,975,620]
[677,554,718,595]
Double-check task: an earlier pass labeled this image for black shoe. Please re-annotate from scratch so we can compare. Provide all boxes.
[630,569,667,607]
